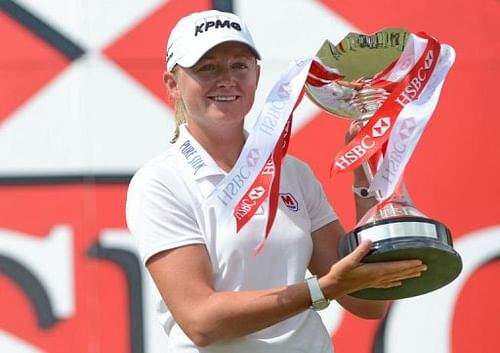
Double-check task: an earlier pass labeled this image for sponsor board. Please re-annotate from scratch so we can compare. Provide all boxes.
[0,0,498,352]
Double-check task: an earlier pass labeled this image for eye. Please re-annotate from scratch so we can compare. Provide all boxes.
[196,62,218,72]
[232,62,249,70]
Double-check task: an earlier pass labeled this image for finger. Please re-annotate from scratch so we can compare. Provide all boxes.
[384,270,423,284]
[376,264,427,285]
[345,120,365,144]
[373,259,424,270]
[350,120,362,133]
[346,240,373,264]
[386,263,427,274]
[379,263,427,282]
[399,264,428,279]
[345,122,359,143]
[408,264,428,273]
[373,281,403,289]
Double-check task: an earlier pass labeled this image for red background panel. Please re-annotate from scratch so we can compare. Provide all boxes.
[0,184,129,353]
[0,12,69,123]
[104,0,212,104]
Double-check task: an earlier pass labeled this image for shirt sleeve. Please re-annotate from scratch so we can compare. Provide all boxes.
[292,158,337,232]
[126,163,205,265]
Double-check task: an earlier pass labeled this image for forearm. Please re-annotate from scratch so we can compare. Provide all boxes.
[179,282,312,346]
[350,170,388,318]
[148,246,316,347]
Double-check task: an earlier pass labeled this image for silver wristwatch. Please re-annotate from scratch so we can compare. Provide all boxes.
[306,275,329,311]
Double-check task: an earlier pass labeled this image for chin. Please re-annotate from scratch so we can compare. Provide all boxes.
[210,111,246,124]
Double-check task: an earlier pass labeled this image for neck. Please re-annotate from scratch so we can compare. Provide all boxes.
[186,122,245,172]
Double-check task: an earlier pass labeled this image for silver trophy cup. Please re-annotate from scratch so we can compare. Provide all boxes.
[305,29,462,299]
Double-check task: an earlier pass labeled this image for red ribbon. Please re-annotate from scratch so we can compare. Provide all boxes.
[331,34,440,174]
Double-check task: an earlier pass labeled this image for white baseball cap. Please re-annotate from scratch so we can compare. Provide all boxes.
[166,10,261,72]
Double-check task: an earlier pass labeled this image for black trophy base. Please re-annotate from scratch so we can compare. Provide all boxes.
[338,216,462,300]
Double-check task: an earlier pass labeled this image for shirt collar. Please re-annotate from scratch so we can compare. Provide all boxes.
[174,124,226,180]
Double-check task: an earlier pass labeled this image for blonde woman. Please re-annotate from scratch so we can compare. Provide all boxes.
[126,10,426,353]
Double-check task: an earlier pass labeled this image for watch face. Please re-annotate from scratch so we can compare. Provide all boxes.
[360,188,370,197]
[313,299,330,311]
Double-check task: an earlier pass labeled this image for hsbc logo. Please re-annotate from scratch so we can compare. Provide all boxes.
[277,82,292,99]
[234,186,267,221]
[379,116,417,184]
[399,117,417,140]
[248,186,266,200]
[334,117,391,171]
[424,50,434,69]
[246,148,260,167]
[372,117,391,137]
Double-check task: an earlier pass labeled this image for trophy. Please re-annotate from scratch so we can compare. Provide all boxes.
[305,29,462,299]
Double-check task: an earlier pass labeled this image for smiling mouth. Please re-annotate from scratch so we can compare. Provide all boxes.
[209,96,239,102]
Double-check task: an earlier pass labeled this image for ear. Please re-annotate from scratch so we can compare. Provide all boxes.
[163,71,181,100]
[255,64,261,87]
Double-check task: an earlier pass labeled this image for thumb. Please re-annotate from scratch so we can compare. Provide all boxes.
[345,120,363,144]
[346,239,373,264]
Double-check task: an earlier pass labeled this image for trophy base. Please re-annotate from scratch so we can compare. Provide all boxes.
[338,216,462,300]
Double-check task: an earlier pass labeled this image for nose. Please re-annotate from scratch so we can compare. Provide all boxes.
[216,66,236,88]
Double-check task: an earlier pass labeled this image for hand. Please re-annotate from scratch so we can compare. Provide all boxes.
[345,119,364,144]
[320,240,427,299]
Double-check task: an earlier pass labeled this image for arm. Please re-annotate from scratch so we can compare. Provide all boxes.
[306,122,397,319]
[308,221,425,319]
[338,118,391,316]
[309,221,387,319]
[146,244,312,347]
[137,153,422,346]
[148,226,426,347]
[129,168,313,346]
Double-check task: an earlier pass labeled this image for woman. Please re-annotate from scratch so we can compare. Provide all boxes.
[126,10,426,353]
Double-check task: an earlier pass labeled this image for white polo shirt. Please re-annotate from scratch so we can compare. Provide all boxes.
[126,125,337,353]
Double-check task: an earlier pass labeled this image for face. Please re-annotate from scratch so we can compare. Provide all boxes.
[165,42,260,132]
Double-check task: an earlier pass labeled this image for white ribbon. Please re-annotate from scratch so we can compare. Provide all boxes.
[205,59,312,224]
[370,41,456,200]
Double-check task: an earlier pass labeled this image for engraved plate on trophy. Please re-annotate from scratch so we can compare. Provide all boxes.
[305,29,462,299]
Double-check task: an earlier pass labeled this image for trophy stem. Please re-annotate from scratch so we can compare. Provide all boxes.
[362,161,374,182]
[361,161,384,201]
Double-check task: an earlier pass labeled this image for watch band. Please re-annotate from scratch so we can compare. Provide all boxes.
[352,185,376,198]
[306,276,329,311]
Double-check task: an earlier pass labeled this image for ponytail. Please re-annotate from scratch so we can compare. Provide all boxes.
[170,99,186,144]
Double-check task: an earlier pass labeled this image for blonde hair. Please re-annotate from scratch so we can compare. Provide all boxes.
[168,67,186,144]
[170,99,186,143]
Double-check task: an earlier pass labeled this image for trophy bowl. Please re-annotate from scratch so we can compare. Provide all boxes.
[305,29,462,299]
